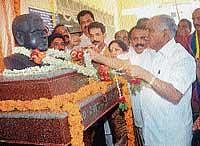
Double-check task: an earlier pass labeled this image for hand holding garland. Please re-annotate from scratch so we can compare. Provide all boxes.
[87,48,130,71]
[88,49,183,104]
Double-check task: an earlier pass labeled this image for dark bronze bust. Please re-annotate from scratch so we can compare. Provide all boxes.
[4,14,48,70]
[12,13,48,51]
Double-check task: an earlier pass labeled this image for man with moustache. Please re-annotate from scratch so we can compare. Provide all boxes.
[128,26,155,129]
[77,10,95,47]
[88,21,114,146]
[87,21,110,56]
[88,15,196,146]
[117,25,154,67]
[116,26,155,145]
[48,33,65,51]
[187,8,200,146]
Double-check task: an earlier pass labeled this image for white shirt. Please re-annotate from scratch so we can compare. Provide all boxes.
[141,39,196,146]
[79,33,92,47]
[118,47,155,128]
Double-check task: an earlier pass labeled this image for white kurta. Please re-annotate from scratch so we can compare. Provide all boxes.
[140,39,196,146]
[118,47,155,128]
[79,33,92,47]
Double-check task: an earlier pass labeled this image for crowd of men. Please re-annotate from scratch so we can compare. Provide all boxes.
[46,9,200,146]
[5,8,200,146]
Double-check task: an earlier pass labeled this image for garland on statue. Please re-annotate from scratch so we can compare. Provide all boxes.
[3,47,98,79]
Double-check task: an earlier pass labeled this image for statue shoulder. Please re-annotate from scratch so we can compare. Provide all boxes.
[4,53,37,70]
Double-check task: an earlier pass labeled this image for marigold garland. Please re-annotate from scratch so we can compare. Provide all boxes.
[0,78,136,145]
[0,79,112,146]
[118,76,136,146]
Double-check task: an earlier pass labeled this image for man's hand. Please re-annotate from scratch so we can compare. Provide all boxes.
[30,49,45,65]
[125,65,152,83]
[193,116,200,131]
[125,65,141,78]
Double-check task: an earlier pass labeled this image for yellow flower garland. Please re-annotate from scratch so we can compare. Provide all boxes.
[117,76,136,145]
[0,78,136,146]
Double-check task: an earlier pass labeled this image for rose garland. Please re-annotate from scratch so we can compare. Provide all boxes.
[129,78,145,95]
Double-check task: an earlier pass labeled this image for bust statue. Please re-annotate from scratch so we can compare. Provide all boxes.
[4,14,48,70]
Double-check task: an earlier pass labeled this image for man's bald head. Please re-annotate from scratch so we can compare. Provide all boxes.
[145,15,177,51]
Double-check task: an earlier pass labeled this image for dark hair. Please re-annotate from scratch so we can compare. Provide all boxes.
[108,40,129,52]
[52,24,69,34]
[88,21,106,34]
[136,18,149,27]
[114,29,129,39]
[128,25,147,39]
[179,19,192,31]
[77,10,95,24]
[48,33,65,47]
[129,26,135,39]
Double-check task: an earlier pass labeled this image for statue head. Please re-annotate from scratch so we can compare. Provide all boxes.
[12,14,48,51]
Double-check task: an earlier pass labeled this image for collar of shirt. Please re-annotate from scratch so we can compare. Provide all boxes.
[100,45,107,55]
[129,46,152,56]
[80,33,88,39]
[157,38,176,57]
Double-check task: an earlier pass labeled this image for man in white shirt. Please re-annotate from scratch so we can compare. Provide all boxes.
[117,26,155,146]
[129,15,195,146]
[88,15,196,146]
[77,10,111,48]
[118,26,155,129]
[88,21,115,145]
[77,10,95,47]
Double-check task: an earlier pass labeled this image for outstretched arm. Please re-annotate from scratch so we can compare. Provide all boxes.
[88,49,130,70]
[89,49,192,105]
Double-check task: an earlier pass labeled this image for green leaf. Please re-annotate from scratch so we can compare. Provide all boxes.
[109,68,114,80]
[124,103,128,110]
[119,103,123,109]
[119,102,128,112]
